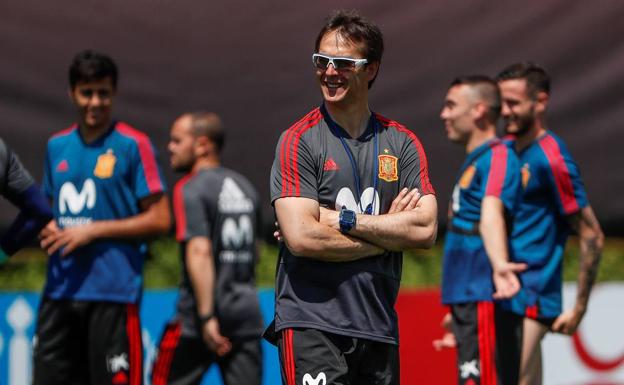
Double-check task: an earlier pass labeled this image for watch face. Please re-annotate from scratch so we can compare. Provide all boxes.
[342,210,356,223]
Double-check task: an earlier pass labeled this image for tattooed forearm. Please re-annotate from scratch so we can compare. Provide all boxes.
[575,237,602,312]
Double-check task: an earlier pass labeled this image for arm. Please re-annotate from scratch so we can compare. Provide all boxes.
[479,196,526,299]
[275,197,383,261]
[552,206,603,334]
[185,236,231,356]
[42,193,171,256]
[332,194,438,251]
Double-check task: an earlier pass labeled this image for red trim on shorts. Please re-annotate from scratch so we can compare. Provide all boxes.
[485,142,508,198]
[477,302,497,385]
[126,304,142,385]
[525,305,539,319]
[280,109,321,197]
[538,135,580,214]
[116,122,164,195]
[173,173,194,241]
[151,322,182,385]
[376,114,435,195]
[281,329,296,385]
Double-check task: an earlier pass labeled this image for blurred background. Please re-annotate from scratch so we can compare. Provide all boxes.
[1,0,623,384]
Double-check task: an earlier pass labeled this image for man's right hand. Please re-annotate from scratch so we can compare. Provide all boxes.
[202,317,231,357]
[388,188,421,214]
[492,261,527,300]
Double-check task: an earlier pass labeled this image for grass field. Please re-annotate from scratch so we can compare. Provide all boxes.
[1,237,622,291]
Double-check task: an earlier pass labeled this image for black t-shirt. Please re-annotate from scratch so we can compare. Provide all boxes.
[270,105,435,344]
[174,167,264,339]
[0,137,34,200]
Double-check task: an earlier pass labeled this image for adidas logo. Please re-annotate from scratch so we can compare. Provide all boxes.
[323,158,339,171]
[218,177,253,213]
[56,160,69,172]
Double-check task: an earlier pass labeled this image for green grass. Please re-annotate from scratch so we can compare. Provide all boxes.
[1,237,622,291]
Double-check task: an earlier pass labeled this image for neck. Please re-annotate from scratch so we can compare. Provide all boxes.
[515,118,547,152]
[466,123,497,153]
[325,100,371,138]
[79,120,111,144]
[192,157,220,173]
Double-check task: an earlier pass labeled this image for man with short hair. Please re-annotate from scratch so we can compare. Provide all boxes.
[0,138,52,259]
[267,10,438,385]
[35,50,171,385]
[151,112,264,385]
[440,75,526,385]
[496,62,603,385]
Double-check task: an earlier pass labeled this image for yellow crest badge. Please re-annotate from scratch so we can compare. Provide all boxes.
[94,149,116,179]
[521,163,531,188]
[459,165,476,189]
[378,155,398,182]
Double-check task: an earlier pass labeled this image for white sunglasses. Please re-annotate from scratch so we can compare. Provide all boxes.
[312,53,368,71]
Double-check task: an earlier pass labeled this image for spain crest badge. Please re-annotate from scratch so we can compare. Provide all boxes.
[94,149,117,179]
[459,165,476,189]
[378,155,398,182]
[521,163,531,188]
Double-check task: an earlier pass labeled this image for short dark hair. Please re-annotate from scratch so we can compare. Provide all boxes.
[189,112,225,153]
[496,62,550,98]
[451,75,502,122]
[69,50,118,89]
[315,10,384,88]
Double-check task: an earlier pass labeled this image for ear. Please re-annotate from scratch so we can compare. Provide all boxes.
[534,91,549,114]
[366,61,380,82]
[472,102,488,121]
[67,87,75,102]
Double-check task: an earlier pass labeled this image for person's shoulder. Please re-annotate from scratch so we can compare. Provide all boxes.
[112,121,152,146]
[280,107,323,138]
[536,130,576,167]
[376,113,419,140]
[47,124,77,147]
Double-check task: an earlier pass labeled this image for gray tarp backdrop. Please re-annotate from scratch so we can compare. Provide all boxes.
[1,0,623,236]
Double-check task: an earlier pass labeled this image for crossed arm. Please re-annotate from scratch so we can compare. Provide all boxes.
[275,187,438,261]
[40,193,171,256]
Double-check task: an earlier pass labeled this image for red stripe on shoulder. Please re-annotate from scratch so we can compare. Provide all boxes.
[50,124,77,139]
[115,122,163,194]
[485,142,508,197]
[280,108,321,197]
[173,173,194,242]
[538,135,580,214]
[377,114,435,195]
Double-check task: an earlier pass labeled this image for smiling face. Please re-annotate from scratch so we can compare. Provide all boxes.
[498,78,538,136]
[315,29,378,108]
[440,84,478,143]
[70,77,115,131]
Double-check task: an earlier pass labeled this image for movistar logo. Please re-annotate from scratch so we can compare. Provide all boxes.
[59,179,96,214]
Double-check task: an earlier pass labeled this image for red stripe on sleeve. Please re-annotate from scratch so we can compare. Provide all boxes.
[280,109,318,197]
[173,174,193,242]
[377,115,435,195]
[116,122,164,195]
[538,135,580,214]
[291,111,321,196]
[485,142,508,198]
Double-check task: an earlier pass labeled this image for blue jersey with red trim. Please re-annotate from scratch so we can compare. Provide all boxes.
[42,121,166,303]
[442,139,521,304]
[503,131,588,318]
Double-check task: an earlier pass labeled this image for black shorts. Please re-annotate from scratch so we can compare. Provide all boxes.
[276,328,399,385]
[32,298,143,385]
[451,302,522,385]
[151,321,262,385]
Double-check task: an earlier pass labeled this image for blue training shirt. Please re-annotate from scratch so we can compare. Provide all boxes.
[42,121,166,304]
[503,131,588,318]
[442,138,521,304]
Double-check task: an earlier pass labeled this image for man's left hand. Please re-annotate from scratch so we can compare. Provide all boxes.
[551,308,585,335]
[40,224,96,257]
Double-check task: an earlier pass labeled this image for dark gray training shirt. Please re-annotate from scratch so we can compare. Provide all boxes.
[0,138,35,200]
[270,105,435,345]
[173,167,264,339]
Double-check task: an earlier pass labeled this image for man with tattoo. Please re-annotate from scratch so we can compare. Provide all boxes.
[497,62,604,385]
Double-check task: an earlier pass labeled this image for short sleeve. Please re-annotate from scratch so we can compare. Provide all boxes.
[130,136,167,199]
[174,178,210,242]
[539,135,588,216]
[398,129,435,195]
[483,144,520,211]
[270,129,319,204]
[0,139,35,200]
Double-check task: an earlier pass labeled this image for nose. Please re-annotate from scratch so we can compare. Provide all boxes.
[440,107,448,120]
[325,63,339,76]
[501,103,511,117]
[90,93,102,107]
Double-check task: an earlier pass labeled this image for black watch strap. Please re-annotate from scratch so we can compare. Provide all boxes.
[199,313,214,324]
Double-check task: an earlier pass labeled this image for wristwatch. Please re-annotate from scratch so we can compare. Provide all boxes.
[199,312,214,325]
[339,207,357,233]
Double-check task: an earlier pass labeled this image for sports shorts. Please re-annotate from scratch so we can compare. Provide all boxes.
[451,301,522,385]
[32,298,143,385]
[276,327,399,385]
[151,320,262,385]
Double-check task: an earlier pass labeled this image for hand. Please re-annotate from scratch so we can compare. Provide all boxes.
[433,313,457,351]
[491,261,527,300]
[40,223,96,257]
[319,207,340,230]
[202,317,232,357]
[388,188,421,214]
[551,307,585,335]
[273,221,283,242]
[39,220,61,240]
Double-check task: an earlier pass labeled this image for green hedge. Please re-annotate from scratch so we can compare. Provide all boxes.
[1,237,622,291]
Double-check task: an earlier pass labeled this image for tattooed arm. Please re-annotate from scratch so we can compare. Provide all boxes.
[551,206,604,335]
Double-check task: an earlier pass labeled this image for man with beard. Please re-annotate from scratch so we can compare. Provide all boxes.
[151,112,264,385]
[497,62,603,385]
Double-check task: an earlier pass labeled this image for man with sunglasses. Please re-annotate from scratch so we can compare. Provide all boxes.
[266,10,438,385]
